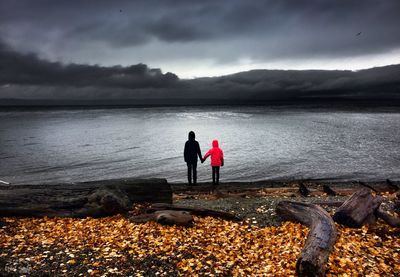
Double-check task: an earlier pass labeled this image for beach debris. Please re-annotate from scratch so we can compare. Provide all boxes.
[298,183,310,197]
[0,178,172,217]
[333,188,400,228]
[333,188,382,228]
[357,181,379,192]
[276,201,337,277]
[386,178,400,191]
[375,205,400,227]
[323,185,337,196]
[130,203,239,226]
[146,203,241,221]
[130,210,194,227]
[355,180,399,193]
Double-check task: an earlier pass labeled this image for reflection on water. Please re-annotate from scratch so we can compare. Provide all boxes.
[0,106,400,184]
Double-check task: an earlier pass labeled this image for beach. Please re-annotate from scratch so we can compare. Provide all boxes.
[2,0,400,275]
[1,180,399,276]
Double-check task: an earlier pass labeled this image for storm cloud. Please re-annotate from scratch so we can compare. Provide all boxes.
[0,1,400,104]
[1,38,400,104]
[0,40,178,89]
[1,0,400,76]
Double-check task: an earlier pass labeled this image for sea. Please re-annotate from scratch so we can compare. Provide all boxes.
[1,105,400,185]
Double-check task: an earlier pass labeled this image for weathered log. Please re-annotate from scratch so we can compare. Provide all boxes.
[333,188,383,228]
[356,180,399,193]
[130,210,194,226]
[299,183,310,197]
[276,201,337,277]
[147,203,241,221]
[386,179,399,192]
[395,194,400,214]
[376,206,400,228]
[312,201,344,207]
[322,185,337,196]
[0,178,171,217]
[357,181,378,192]
[329,188,361,196]
[129,203,238,226]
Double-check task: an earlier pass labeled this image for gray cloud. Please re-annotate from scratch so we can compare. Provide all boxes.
[185,66,400,101]
[1,39,399,104]
[1,0,400,67]
[0,41,179,90]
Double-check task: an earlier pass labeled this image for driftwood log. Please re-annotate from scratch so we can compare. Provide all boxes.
[298,183,310,197]
[333,188,400,228]
[332,188,383,228]
[356,180,399,193]
[130,210,194,226]
[395,193,400,213]
[130,203,240,226]
[375,206,400,227]
[386,179,399,192]
[146,203,241,221]
[276,201,337,277]
[322,185,337,196]
[0,178,171,217]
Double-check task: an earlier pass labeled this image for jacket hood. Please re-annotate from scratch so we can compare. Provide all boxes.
[212,139,219,148]
[188,131,195,140]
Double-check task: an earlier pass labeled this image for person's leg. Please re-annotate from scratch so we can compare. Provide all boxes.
[193,162,197,185]
[212,166,216,185]
[216,166,220,185]
[187,163,192,185]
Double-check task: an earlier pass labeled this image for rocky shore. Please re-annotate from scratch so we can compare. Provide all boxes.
[173,180,397,227]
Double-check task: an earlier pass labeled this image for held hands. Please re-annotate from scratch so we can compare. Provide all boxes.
[201,158,205,164]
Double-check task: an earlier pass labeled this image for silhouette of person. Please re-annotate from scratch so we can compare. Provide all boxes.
[203,139,224,187]
[184,131,203,185]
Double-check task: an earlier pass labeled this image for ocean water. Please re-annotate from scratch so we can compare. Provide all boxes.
[0,106,400,185]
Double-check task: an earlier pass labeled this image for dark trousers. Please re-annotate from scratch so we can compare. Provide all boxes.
[187,162,197,185]
[212,166,220,185]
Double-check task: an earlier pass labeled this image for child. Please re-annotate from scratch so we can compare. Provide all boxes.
[202,139,224,186]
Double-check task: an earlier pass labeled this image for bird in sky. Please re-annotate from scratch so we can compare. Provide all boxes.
[356,32,362,36]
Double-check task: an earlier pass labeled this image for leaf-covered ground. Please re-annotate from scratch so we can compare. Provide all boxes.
[0,215,399,276]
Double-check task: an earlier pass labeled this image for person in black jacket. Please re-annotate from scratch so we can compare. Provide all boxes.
[184,131,203,185]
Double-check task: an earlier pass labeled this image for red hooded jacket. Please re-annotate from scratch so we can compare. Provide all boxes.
[204,139,224,167]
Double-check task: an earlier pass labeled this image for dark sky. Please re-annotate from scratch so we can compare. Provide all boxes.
[0,0,400,102]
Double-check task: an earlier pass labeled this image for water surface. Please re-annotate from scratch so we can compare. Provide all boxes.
[1,106,400,184]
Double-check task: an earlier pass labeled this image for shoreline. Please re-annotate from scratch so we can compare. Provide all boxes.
[170,178,399,192]
[3,177,399,187]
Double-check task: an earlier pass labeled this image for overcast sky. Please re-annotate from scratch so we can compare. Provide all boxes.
[1,0,400,78]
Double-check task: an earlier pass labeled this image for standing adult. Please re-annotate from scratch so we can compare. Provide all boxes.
[184,131,203,185]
